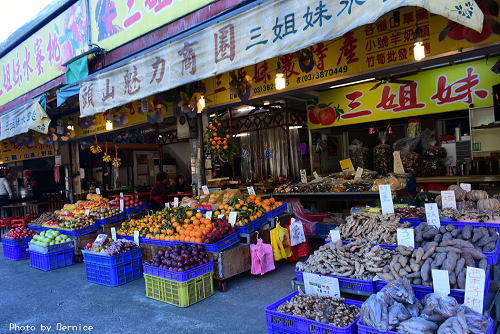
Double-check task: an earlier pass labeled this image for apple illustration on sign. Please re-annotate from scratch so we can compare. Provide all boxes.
[439,0,500,44]
[307,97,345,126]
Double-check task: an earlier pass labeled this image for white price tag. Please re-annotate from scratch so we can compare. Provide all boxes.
[247,186,256,196]
[228,211,238,226]
[441,190,457,209]
[303,272,340,298]
[464,266,486,314]
[313,171,319,179]
[120,199,124,211]
[300,169,307,183]
[133,231,140,246]
[329,229,341,243]
[218,214,224,219]
[397,228,415,247]
[96,188,101,195]
[84,209,90,216]
[120,192,124,198]
[202,186,209,195]
[379,184,394,215]
[165,202,170,208]
[354,167,363,181]
[460,183,472,193]
[173,197,179,208]
[205,211,212,220]
[425,203,441,228]
[111,227,116,241]
[432,269,450,296]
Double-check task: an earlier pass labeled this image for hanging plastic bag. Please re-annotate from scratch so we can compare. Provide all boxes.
[270,223,292,261]
[289,218,306,246]
[250,238,275,275]
[286,219,310,262]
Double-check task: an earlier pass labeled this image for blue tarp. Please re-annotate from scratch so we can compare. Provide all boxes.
[57,85,79,107]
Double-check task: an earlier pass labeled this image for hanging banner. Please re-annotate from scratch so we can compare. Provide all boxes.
[0,0,89,107]
[0,133,55,164]
[203,1,500,107]
[79,0,484,117]
[65,95,173,138]
[90,0,214,51]
[307,59,500,129]
[0,100,51,141]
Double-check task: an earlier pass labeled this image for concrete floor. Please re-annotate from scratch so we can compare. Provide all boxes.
[0,244,296,334]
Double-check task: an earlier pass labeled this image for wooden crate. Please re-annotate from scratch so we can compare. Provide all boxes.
[140,243,169,263]
[71,232,100,262]
[208,243,251,281]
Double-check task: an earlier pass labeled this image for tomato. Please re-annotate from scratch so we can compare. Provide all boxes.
[318,107,336,126]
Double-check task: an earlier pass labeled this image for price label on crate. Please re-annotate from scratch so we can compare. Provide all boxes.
[432,269,450,296]
[379,184,394,215]
[354,167,363,181]
[120,199,124,211]
[313,171,320,179]
[85,209,90,216]
[339,158,354,172]
[218,214,224,219]
[300,169,307,184]
[111,227,117,241]
[464,267,486,314]
[96,188,100,195]
[329,229,341,243]
[228,211,238,226]
[303,272,340,298]
[173,197,179,208]
[397,228,415,248]
[441,190,457,209]
[425,203,441,229]
[202,185,209,195]
[93,234,108,247]
[165,202,170,208]
[205,211,212,220]
[460,183,472,193]
[247,186,256,196]
[133,231,140,246]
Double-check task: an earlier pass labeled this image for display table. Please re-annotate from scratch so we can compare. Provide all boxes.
[1,202,46,219]
[416,175,500,184]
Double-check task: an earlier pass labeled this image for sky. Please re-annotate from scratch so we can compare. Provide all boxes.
[0,0,53,44]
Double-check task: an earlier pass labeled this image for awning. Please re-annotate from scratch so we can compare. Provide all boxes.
[57,84,80,107]
[78,0,484,118]
[0,98,51,141]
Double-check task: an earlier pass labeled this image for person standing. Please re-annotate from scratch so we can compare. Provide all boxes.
[0,170,12,217]
[150,172,173,209]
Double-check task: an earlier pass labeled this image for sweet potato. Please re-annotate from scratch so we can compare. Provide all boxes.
[410,258,420,272]
[422,246,435,260]
[423,228,439,240]
[378,272,395,281]
[439,226,447,234]
[451,229,461,238]
[440,239,474,249]
[477,235,495,247]
[463,253,475,267]
[462,225,473,240]
[423,242,438,252]
[457,269,466,289]
[421,258,432,281]
[413,278,422,285]
[483,241,497,252]
[407,271,421,278]
[435,246,462,254]
[445,225,455,232]
[443,252,460,273]
[434,234,442,242]
[442,232,453,242]
[415,248,425,263]
[462,247,487,260]
[433,252,447,267]
[449,271,457,286]
[479,258,488,271]
[455,258,465,276]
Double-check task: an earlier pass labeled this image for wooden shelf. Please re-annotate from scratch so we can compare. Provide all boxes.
[416,175,500,184]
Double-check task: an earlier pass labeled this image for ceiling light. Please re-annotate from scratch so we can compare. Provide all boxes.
[105,120,113,131]
[275,62,286,90]
[198,95,205,113]
[329,78,375,89]
[413,28,425,61]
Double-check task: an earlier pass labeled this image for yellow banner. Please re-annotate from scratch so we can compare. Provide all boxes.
[308,59,500,129]
[0,0,89,107]
[203,3,500,107]
[90,0,214,51]
[67,95,173,138]
[0,133,54,164]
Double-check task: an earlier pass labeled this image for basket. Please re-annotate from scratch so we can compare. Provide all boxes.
[3,243,30,260]
[29,248,74,271]
[266,203,288,220]
[125,203,148,214]
[2,236,32,246]
[57,223,99,237]
[83,257,142,286]
[27,224,47,232]
[316,223,336,237]
[236,216,266,234]
[28,240,74,254]
[81,247,141,266]
[296,267,376,293]
[143,261,213,282]
[265,291,362,334]
[144,271,214,307]
[141,238,177,247]
[357,316,493,334]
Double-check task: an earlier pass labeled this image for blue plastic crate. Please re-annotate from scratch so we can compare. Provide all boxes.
[316,223,336,237]
[2,236,32,246]
[357,317,493,334]
[28,240,74,254]
[265,291,362,334]
[95,212,126,225]
[295,266,376,293]
[125,203,148,214]
[84,257,142,286]
[141,238,176,247]
[236,216,265,234]
[82,247,141,266]
[29,248,74,271]
[266,203,288,220]
[399,218,423,227]
[173,232,240,252]
[143,260,213,282]
[57,223,99,237]
[27,224,47,232]
[3,243,29,260]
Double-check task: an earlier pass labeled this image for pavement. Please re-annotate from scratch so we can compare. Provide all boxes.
[0,244,297,334]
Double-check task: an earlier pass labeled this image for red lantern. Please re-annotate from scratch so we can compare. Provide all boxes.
[369,125,376,135]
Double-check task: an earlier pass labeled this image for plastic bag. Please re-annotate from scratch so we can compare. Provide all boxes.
[250,238,275,275]
[397,317,438,334]
[420,293,459,323]
[437,311,468,334]
[388,302,412,330]
[290,199,318,236]
[394,137,421,174]
[374,132,393,174]
[460,305,490,334]
[270,223,292,261]
[349,139,371,170]
[289,218,306,246]
[421,128,436,149]
[382,279,417,305]
[360,293,390,331]
[286,220,310,262]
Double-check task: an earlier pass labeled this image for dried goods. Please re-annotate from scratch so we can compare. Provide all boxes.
[31,212,58,226]
[395,207,425,219]
[448,185,467,202]
[422,146,447,158]
[277,289,360,327]
[349,140,371,170]
[420,159,446,177]
[400,151,420,174]
[457,201,477,211]
[466,190,489,201]
[374,144,393,174]
[477,198,500,211]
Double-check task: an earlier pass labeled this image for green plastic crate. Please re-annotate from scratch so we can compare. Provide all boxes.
[144,271,213,307]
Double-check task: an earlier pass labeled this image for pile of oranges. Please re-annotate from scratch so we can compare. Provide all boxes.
[205,115,238,162]
[215,195,284,226]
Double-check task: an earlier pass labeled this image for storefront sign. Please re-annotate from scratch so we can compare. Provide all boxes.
[308,59,500,129]
[203,2,496,107]
[0,132,55,164]
[89,0,214,51]
[65,95,172,139]
[0,100,51,141]
[0,0,89,106]
[79,0,483,117]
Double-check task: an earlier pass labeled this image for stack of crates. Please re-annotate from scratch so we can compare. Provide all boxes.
[28,241,74,271]
[2,237,32,260]
[143,260,214,307]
